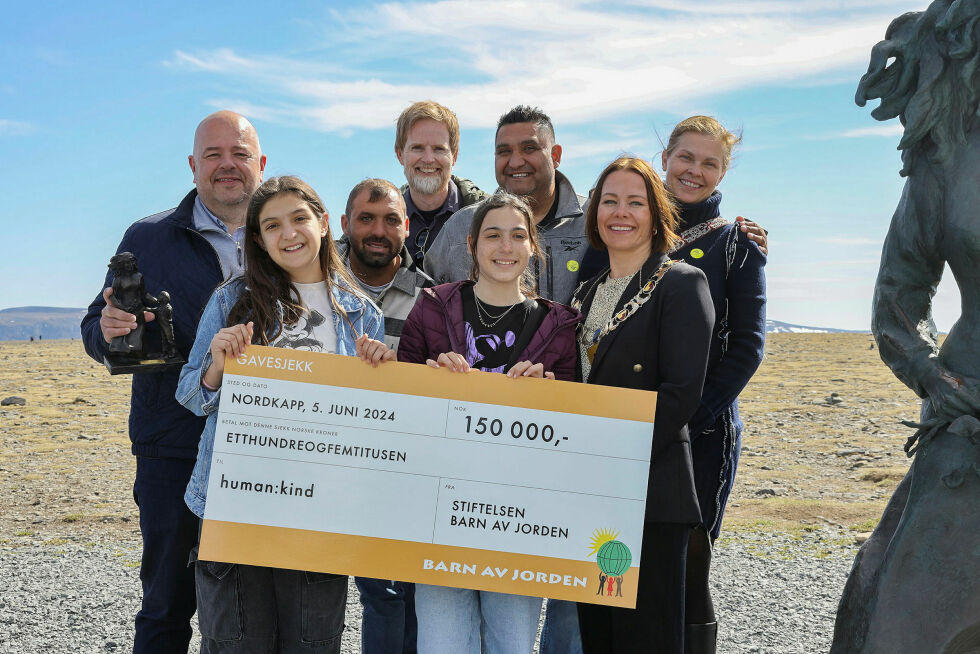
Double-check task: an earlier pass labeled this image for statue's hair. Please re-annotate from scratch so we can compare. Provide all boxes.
[857,0,980,176]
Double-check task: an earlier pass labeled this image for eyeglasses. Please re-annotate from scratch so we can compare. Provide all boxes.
[413,227,431,266]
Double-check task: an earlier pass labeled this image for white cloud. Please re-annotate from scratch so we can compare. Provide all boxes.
[562,140,647,163]
[168,1,923,132]
[169,49,347,79]
[625,0,921,14]
[817,237,883,246]
[823,258,882,266]
[803,122,904,140]
[837,124,905,138]
[202,99,298,125]
[0,119,33,136]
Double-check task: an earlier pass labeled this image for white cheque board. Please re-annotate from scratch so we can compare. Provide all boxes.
[201,345,655,607]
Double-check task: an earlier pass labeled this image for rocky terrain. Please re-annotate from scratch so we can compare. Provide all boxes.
[0,335,922,652]
[728,332,916,533]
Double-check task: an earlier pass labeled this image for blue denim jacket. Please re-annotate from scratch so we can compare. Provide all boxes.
[177,276,384,518]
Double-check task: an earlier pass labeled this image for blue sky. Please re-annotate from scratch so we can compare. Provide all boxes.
[0,0,960,331]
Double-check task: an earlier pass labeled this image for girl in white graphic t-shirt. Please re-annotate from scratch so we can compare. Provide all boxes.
[177,176,389,653]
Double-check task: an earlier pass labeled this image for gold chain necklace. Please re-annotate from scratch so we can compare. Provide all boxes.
[573,260,678,363]
[474,295,522,328]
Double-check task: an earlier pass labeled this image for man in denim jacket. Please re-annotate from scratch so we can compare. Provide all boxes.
[80,111,266,653]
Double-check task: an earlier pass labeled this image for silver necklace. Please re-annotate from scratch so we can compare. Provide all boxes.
[474,294,522,328]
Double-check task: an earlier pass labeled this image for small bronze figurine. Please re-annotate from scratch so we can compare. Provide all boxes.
[104,252,185,374]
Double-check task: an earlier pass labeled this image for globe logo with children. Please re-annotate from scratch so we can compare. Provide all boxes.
[589,528,632,598]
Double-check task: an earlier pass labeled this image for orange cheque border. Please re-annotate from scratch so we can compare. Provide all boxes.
[200,520,640,608]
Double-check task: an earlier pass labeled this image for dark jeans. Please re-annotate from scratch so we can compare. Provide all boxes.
[354,577,417,653]
[577,522,689,654]
[539,599,583,654]
[195,557,348,653]
[133,456,199,653]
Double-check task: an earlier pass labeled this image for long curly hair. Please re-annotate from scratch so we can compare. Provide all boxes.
[857,0,980,176]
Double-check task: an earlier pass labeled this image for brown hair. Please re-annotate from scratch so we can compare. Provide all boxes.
[585,157,680,254]
[394,101,460,158]
[227,176,361,343]
[664,115,741,171]
[344,178,404,218]
[467,191,545,297]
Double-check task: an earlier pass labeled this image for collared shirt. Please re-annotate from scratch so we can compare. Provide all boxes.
[403,179,461,270]
[337,240,433,353]
[192,196,245,280]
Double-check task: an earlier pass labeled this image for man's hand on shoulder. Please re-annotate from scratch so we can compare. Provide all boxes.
[735,216,768,256]
[100,287,155,343]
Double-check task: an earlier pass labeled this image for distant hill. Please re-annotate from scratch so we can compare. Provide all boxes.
[0,307,868,340]
[766,319,867,334]
[0,306,86,340]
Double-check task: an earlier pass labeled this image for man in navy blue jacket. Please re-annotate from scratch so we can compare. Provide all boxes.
[81,111,265,653]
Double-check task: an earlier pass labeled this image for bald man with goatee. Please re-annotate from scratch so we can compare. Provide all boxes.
[81,111,266,653]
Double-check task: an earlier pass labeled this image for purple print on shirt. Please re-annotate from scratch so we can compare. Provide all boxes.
[464,321,517,373]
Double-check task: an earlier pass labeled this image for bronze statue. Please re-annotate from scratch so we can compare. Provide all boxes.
[832,1,980,652]
[104,252,183,373]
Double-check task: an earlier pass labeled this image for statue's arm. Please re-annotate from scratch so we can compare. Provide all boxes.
[871,179,980,422]
[871,177,980,428]
[871,182,943,399]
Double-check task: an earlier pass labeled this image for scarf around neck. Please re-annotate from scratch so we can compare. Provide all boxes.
[678,191,722,228]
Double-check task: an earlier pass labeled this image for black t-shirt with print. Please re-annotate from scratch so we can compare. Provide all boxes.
[460,285,545,372]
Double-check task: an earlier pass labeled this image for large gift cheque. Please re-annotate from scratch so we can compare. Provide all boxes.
[200,345,656,607]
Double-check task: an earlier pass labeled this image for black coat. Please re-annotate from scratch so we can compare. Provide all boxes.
[574,252,714,524]
[81,190,223,459]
